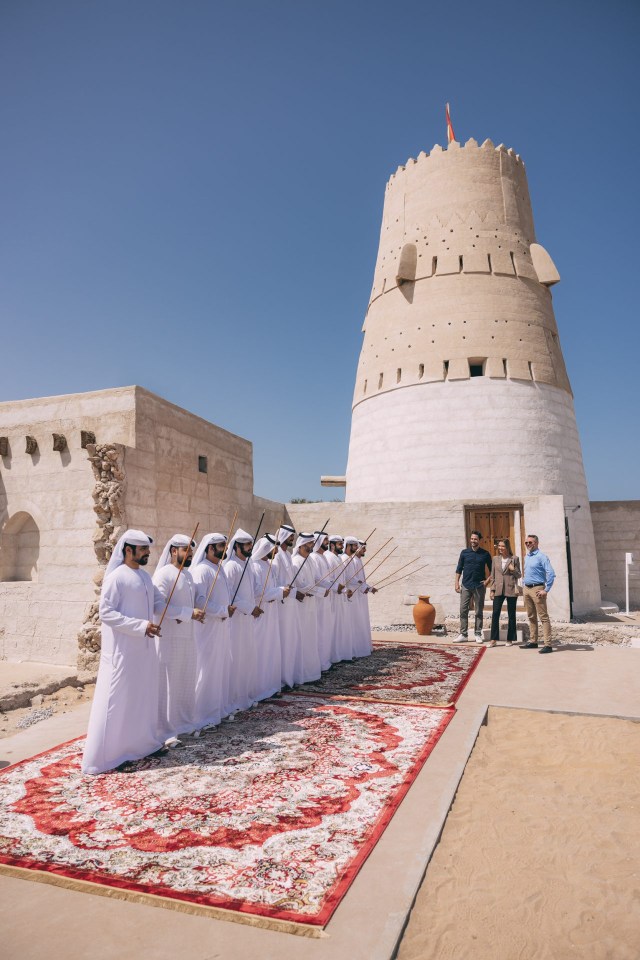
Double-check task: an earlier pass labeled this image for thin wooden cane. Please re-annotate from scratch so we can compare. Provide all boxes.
[325,527,376,592]
[257,544,277,609]
[304,549,354,593]
[202,509,238,612]
[343,537,394,588]
[288,518,330,589]
[371,556,422,589]
[258,513,288,608]
[156,522,200,629]
[230,512,265,605]
[357,545,398,584]
[374,562,430,591]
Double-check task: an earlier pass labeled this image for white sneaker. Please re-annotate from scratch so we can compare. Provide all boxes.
[452,634,468,643]
[474,632,484,643]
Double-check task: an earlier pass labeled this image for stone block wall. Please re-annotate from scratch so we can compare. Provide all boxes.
[1,387,284,668]
[590,501,640,609]
[287,494,576,626]
[0,389,138,665]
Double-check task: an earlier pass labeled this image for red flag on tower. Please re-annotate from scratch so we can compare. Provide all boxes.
[445,103,456,143]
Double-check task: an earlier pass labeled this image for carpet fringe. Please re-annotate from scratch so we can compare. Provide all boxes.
[0,863,328,938]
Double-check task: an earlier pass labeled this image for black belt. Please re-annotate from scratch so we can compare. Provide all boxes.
[525,582,544,588]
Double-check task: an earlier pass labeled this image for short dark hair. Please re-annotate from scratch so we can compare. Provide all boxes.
[526,533,539,541]
[470,530,483,539]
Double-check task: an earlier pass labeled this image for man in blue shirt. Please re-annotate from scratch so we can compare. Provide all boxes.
[453,531,493,643]
[521,534,555,654]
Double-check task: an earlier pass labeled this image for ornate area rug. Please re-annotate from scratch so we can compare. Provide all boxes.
[0,695,452,932]
[297,642,485,707]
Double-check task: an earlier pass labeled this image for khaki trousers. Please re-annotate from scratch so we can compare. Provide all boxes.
[523,584,551,644]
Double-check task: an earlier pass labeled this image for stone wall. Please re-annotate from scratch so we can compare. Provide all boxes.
[287,494,574,627]
[0,389,138,665]
[1,387,285,668]
[590,501,640,609]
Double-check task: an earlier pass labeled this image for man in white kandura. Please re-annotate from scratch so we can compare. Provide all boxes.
[272,524,304,687]
[153,534,205,743]
[250,535,290,701]
[291,533,323,682]
[191,533,235,731]
[344,536,376,657]
[326,535,353,662]
[223,528,263,713]
[308,531,333,671]
[82,530,166,775]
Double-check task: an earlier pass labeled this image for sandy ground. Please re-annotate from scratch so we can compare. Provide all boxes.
[0,683,94,741]
[397,706,640,960]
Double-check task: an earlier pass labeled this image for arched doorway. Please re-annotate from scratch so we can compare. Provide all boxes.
[0,512,40,582]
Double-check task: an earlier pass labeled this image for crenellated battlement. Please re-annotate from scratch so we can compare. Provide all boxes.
[387,137,524,187]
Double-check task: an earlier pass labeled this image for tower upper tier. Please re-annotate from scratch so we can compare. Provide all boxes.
[354,138,568,410]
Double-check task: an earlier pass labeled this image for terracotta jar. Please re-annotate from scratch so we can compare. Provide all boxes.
[413,595,436,636]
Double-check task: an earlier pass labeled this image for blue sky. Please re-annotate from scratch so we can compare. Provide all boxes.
[1,0,638,502]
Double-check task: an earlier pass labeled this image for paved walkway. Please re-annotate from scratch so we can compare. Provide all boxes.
[2,637,639,960]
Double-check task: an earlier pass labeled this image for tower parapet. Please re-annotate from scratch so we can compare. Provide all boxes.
[355,139,567,413]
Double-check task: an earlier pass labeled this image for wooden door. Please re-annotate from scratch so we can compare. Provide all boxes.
[466,509,516,554]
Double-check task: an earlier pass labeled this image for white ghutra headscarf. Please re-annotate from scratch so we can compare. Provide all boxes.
[104,529,153,580]
[192,533,227,567]
[155,534,196,571]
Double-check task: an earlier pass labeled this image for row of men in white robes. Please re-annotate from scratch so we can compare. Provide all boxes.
[82,525,375,775]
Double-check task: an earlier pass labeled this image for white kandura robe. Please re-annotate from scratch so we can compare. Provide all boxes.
[250,559,284,701]
[291,554,322,682]
[307,549,334,671]
[191,559,232,728]
[272,549,305,686]
[325,551,354,662]
[82,565,165,775]
[223,555,258,711]
[347,555,374,657]
[152,564,201,739]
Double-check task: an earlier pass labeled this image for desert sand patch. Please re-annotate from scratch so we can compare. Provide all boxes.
[397,707,640,960]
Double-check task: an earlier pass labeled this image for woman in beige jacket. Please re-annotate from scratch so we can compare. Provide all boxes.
[488,539,521,646]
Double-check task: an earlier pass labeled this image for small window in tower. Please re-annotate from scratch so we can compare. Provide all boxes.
[418,363,424,380]
[363,380,367,394]
[396,368,402,383]
[444,361,450,379]
[469,362,485,378]
[198,456,208,474]
[432,256,438,274]
[378,373,384,389]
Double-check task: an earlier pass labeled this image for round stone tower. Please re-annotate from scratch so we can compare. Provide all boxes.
[345,136,601,614]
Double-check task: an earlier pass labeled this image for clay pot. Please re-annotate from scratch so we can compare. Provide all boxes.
[413,595,436,636]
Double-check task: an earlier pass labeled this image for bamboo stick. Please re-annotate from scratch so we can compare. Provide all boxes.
[374,562,430,591]
[371,556,421,589]
[202,509,238,612]
[230,512,264,605]
[343,537,393,588]
[156,523,200,629]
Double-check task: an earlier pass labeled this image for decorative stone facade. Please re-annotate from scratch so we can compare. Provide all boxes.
[0,387,283,669]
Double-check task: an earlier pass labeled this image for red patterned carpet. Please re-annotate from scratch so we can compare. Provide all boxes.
[0,644,485,930]
[298,641,485,706]
[0,695,453,930]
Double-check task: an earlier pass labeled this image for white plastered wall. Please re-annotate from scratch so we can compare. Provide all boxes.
[287,494,587,626]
